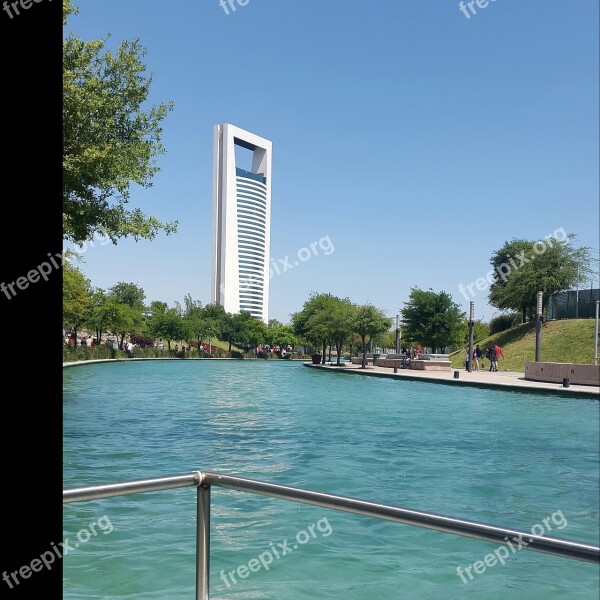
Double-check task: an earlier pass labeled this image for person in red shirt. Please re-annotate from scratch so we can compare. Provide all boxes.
[494,343,505,369]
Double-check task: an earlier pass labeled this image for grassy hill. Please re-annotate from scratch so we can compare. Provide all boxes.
[449,319,598,372]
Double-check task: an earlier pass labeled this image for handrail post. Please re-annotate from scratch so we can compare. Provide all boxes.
[196,484,211,600]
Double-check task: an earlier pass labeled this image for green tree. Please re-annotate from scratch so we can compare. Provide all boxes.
[329,298,357,365]
[218,311,237,353]
[63,0,177,243]
[109,282,146,308]
[150,300,168,316]
[473,319,490,343]
[228,312,264,350]
[488,235,591,322]
[184,301,220,350]
[63,260,91,340]
[456,319,490,351]
[244,317,268,349]
[264,324,300,350]
[401,288,465,354]
[107,301,144,350]
[85,288,121,343]
[292,292,338,362]
[148,308,186,351]
[353,305,392,368]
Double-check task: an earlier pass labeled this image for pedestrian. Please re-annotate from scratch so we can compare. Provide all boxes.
[489,345,498,372]
[473,344,482,371]
[494,343,504,370]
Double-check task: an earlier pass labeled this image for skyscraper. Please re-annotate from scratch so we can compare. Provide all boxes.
[211,124,272,322]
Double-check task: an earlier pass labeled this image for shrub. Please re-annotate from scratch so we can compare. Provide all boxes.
[130,334,155,348]
[63,344,124,362]
[230,351,245,359]
[131,347,164,359]
[489,312,521,335]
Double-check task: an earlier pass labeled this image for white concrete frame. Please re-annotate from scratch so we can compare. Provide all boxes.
[211,123,272,323]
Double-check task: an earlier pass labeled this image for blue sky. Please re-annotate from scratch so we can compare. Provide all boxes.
[66,0,599,324]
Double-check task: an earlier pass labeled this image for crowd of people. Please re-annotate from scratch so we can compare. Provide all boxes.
[255,344,294,358]
[64,329,297,359]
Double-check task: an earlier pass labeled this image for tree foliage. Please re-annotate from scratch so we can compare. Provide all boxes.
[148,308,186,351]
[292,293,338,360]
[488,235,591,322]
[353,304,392,368]
[63,0,177,243]
[401,288,465,353]
[264,324,300,349]
[63,259,91,339]
[109,282,146,308]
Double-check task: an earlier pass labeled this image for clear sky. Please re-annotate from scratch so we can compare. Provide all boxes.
[65,0,599,324]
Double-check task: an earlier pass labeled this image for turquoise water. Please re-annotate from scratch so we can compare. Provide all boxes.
[63,361,599,599]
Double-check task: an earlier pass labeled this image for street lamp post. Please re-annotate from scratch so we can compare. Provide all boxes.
[594,300,599,366]
[468,302,474,373]
[575,264,579,319]
[535,292,543,362]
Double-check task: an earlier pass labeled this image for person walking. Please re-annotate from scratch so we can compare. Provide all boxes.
[486,345,497,372]
[473,344,482,371]
[494,343,505,370]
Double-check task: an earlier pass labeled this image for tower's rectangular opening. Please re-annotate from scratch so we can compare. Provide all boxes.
[234,142,254,172]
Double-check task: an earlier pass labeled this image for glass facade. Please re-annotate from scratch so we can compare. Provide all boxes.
[236,172,268,318]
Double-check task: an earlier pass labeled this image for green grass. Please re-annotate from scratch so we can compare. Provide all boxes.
[449,319,598,372]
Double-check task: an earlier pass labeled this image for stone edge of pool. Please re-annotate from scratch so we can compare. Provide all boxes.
[304,363,600,399]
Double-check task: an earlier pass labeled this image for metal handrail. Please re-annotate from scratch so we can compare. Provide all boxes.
[63,471,600,599]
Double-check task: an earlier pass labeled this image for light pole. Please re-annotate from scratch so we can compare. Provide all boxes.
[594,300,599,366]
[395,315,401,355]
[575,264,579,319]
[468,302,474,373]
[535,291,543,362]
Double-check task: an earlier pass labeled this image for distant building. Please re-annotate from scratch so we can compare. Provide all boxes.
[211,124,272,322]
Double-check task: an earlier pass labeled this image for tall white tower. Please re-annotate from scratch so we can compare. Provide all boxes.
[211,124,272,322]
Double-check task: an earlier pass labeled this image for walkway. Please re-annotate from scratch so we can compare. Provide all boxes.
[305,362,599,398]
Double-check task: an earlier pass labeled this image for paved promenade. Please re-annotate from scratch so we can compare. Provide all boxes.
[305,362,599,398]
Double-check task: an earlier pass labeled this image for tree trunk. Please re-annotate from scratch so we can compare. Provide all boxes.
[328,344,332,361]
[322,342,326,364]
[335,340,342,365]
[361,335,367,368]
[522,306,527,323]
[167,340,171,351]
[228,341,232,352]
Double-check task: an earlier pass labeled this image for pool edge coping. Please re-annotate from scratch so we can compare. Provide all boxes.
[303,363,600,400]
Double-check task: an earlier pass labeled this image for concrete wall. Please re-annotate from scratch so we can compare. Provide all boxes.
[525,362,600,386]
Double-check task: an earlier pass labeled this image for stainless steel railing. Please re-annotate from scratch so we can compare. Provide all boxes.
[64,471,600,599]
